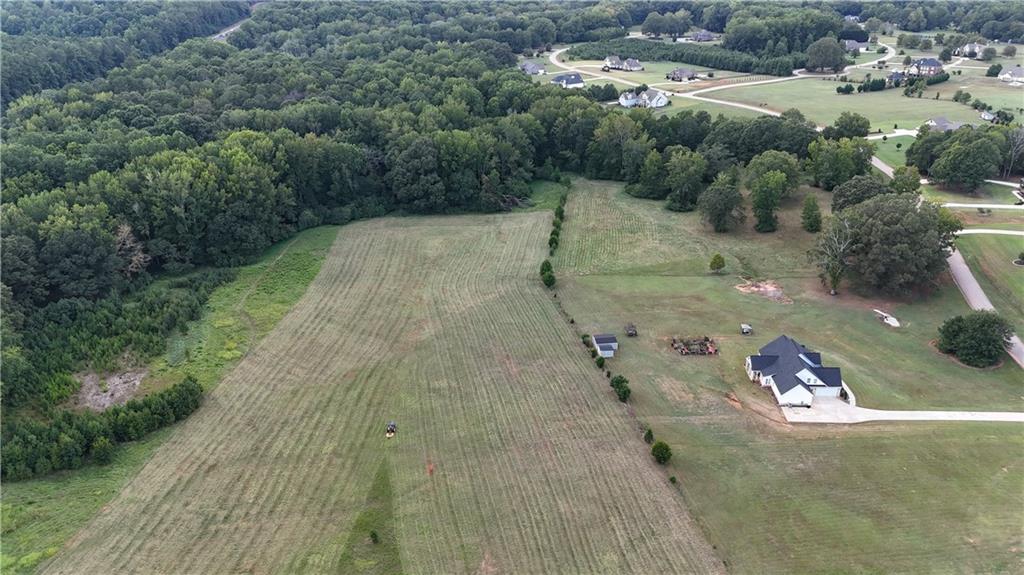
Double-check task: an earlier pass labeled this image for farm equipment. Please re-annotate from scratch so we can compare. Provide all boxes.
[385,421,397,438]
[671,336,718,356]
[625,323,638,337]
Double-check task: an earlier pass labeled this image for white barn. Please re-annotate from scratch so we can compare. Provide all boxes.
[745,335,845,407]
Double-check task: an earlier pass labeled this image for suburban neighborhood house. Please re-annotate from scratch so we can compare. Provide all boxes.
[519,61,545,75]
[666,67,697,81]
[604,55,644,71]
[907,57,944,77]
[745,335,847,408]
[925,116,966,132]
[842,39,869,52]
[592,334,618,358]
[999,65,1024,84]
[954,42,988,58]
[619,88,669,108]
[550,72,585,89]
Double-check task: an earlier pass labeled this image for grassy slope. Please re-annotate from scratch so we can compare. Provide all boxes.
[922,182,1020,205]
[956,234,1024,331]
[41,214,721,574]
[872,135,913,167]
[1,226,339,575]
[554,177,1024,574]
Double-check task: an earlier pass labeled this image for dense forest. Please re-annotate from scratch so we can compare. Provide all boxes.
[2,0,1023,479]
[0,1,249,104]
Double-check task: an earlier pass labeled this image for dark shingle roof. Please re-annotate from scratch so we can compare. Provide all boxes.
[915,57,943,67]
[751,335,843,394]
[551,73,583,85]
[593,334,617,344]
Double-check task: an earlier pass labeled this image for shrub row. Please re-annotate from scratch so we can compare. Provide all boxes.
[1,375,204,480]
[609,374,631,402]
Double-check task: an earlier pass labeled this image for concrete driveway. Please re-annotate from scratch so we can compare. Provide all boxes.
[782,398,1024,424]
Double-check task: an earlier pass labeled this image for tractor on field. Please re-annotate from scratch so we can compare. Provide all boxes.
[385,421,397,438]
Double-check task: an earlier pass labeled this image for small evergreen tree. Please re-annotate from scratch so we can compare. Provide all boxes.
[801,194,822,232]
[542,271,556,288]
[540,259,552,275]
[709,253,726,273]
[643,427,654,444]
[651,441,673,464]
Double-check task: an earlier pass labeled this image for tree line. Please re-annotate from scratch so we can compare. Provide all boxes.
[568,38,800,77]
[1,375,204,480]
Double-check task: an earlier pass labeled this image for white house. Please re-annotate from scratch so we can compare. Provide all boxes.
[550,73,585,89]
[604,55,643,71]
[954,42,988,58]
[592,334,618,358]
[619,88,668,109]
[999,66,1024,83]
[745,335,845,407]
[842,39,870,52]
[623,57,644,71]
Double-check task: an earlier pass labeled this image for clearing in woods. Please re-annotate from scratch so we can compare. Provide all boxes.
[42,214,721,574]
[553,177,1023,574]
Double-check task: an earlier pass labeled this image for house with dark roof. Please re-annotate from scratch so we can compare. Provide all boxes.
[550,73,585,89]
[886,70,908,86]
[925,116,966,132]
[666,67,697,81]
[623,58,643,71]
[592,334,619,358]
[908,57,944,77]
[843,14,860,23]
[745,335,845,407]
[692,30,716,42]
[519,61,546,75]
[604,55,624,69]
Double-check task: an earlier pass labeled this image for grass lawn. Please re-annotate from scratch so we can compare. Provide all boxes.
[872,135,914,167]
[564,58,748,87]
[715,76,995,129]
[41,213,721,574]
[554,177,1024,574]
[957,234,1024,331]
[0,225,339,575]
[523,179,567,211]
[922,182,1020,205]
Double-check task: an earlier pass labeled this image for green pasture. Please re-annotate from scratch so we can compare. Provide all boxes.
[957,234,1024,331]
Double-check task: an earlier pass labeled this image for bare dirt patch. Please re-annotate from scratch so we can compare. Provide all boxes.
[74,369,147,411]
[734,279,792,304]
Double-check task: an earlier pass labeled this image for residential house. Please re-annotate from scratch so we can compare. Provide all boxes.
[907,57,944,77]
[604,55,624,69]
[843,14,860,23]
[618,88,669,108]
[666,67,697,81]
[745,335,845,407]
[954,42,988,58]
[623,57,644,71]
[692,30,716,42]
[842,39,870,52]
[980,110,996,122]
[550,72,585,89]
[592,334,619,358]
[999,66,1024,83]
[886,70,908,86]
[519,62,545,75]
[925,116,966,132]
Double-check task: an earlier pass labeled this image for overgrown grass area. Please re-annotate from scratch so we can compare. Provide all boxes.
[872,135,914,167]
[957,234,1024,331]
[714,76,1000,129]
[0,226,339,575]
[0,429,173,574]
[523,180,568,212]
[555,177,1024,574]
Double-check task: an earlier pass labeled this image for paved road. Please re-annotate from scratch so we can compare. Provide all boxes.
[945,203,1024,210]
[956,229,1024,236]
[947,249,1024,368]
[783,398,1024,424]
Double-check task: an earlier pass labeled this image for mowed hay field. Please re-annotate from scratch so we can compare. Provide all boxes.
[553,178,1024,573]
[42,213,721,575]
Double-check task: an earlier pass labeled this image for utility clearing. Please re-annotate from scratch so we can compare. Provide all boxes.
[43,214,720,574]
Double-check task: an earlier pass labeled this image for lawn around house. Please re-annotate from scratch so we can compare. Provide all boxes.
[553,177,1024,574]
[871,135,914,167]
[0,225,339,575]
